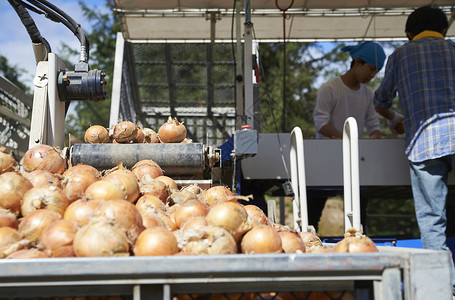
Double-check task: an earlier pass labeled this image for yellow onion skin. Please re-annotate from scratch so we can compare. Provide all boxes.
[139,177,169,203]
[21,185,70,217]
[298,231,323,249]
[133,227,178,256]
[0,209,18,229]
[206,201,251,241]
[94,199,145,244]
[0,172,33,216]
[333,236,378,253]
[244,205,268,226]
[181,216,208,231]
[62,169,99,203]
[0,227,23,256]
[112,121,138,143]
[6,248,48,259]
[204,186,234,207]
[140,211,166,229]
[102,169,140,203]
[73,218,130,257]
[0,147,18,174]
[278,230,306,253]
[63,164,101,179]
[40,219,78,257]
[179,225,238,255]
[132,160,163,181]
[84,125,110,144]
[142,128,160,143]
[22,170,62,188]
[63,199,102,228]
[135,194,166,214]
[85,180,126,201]
[240,224,283,254]
[18,209,62,245]
[22,144,66,175]
[174,199,210,229]
[155,175,178,191]
[158,117,187,143]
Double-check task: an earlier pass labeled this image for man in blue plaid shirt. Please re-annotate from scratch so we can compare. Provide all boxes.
[374,5,455,294]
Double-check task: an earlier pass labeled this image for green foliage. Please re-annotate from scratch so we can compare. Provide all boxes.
[0,55,29,93]
[62,0,119,140]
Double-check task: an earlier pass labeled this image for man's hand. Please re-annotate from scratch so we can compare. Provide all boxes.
[388,111,404,134]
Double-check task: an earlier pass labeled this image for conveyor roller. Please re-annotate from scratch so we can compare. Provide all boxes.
[69,143,219,178]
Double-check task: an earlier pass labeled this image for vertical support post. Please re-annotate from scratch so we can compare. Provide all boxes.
[342,117,361,232]
[244,0,254,129]
[133,284,170,300]
[47,53,66,149]
[235,0,243,130]
[290,127,308,232]
[110,32,124,131]
[29,61,49,149]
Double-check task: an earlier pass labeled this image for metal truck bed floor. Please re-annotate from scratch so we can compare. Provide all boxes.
[0,246,452,300]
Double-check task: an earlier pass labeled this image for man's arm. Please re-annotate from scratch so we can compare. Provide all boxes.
[318,123,342,139]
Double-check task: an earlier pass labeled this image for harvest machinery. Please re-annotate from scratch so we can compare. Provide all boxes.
[3,0,455,299]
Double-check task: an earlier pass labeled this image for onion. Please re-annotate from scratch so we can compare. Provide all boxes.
[0,172,33,216]
[158,116,187,143]
[103,169,140,203]
[63,164,101,179]
[181,184,204,197]
[73,218,130,257]
[133,227,178,256]
[181,138,193,143]
[244,205,268,226]
[278,230,306,253]
[62,169,99,203]
[0,227,23,257]
[63,198,102,228]
[21,185,70,217]
[40,220,78,257]
[134,126,145,143]
[206,201,252,241]
[139,176,169,203]
[84,125,110,144]
[22,169,62,188]
[112,121,138,143]
[158,212,178,231]
[181,216,208,231]
[0,209,18,229]
[22,144,66,175]
[132,160,163,181]
[333,228,378,253]
[140,211,166,229]
[94,199,145,244]
[204,186,234,207]
[6,248,48,259]
[85,180,126,201]
[143,128,160,143]
[168,190,198,206]
[298,231,323,250]
[178,225,237,255]
[240,224,282,254]
[0,147,18,174]
[174,199,210,229]
[155,175,178,191]
[18,209,62,244]
[135,194,166,214]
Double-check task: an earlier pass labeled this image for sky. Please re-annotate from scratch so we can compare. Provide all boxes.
[0,0,107,90]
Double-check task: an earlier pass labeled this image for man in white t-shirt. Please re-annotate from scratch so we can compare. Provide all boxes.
[313,41,386,139]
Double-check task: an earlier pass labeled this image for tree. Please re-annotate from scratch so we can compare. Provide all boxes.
[61,1,119,140]
[0,55,29,93]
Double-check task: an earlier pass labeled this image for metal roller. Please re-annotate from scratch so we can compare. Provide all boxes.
[69,143,218,178]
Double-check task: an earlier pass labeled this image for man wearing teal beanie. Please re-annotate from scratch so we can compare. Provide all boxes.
[309,41,386,232]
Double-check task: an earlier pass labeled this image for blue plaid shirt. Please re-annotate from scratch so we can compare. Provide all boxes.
[374,36,455,162]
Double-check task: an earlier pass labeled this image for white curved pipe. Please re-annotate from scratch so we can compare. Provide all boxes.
[290,127,308,232]
[342,117,362,233]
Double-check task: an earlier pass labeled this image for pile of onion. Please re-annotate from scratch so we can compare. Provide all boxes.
[240,224,282,254]
[112,121,138,143]
[84,125,110,144]
[333,228,378,253]
[158,117,187,143]
[22,144,66,175]
[0,147,18,174]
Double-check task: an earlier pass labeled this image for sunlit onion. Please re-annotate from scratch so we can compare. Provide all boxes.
[6,248,48,259]
[143,128,160,143]
[112,121,138,143]
[139,176,169,203]
[18,209,62,244]
[0,209,18,229]
[0,147,18,174]
[134,126,145,143]
[84,125,110,144]
[179,225,237,255]
[21,185,69,217]
[333,228,378,253]
[206,201,251,241]
[158,212,177,231]
[63,198,102,228]
[141,211,166,229]
[181,216,208,231]
[155,176,178,191]
[0,227,23,258]
[135,194,166,214]
[103,169,140,203]
[298,231,323,250]
[133,227,178,256]
[22,144,65,175]
[204,186,234,207]
[85,180,126,201]
[0,172,33,216]
[132,160,163,181]
[168,190,198,206]
[278,230,306,253]
[174,199,210,229]
[244,205,268,226]
[62,169,99,203]
[158,116,187,143]
[63,164,101,179]
[240,224,282,254]
[94,199,145,243]
[40,219,78,257]
[73,218,130,257]
[22,169,62,188]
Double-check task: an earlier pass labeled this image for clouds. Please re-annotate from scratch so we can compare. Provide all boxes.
[0,0,99,89]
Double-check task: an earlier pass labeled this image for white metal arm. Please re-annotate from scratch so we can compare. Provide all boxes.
[342,117,362,233]
[290,127,309,232]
